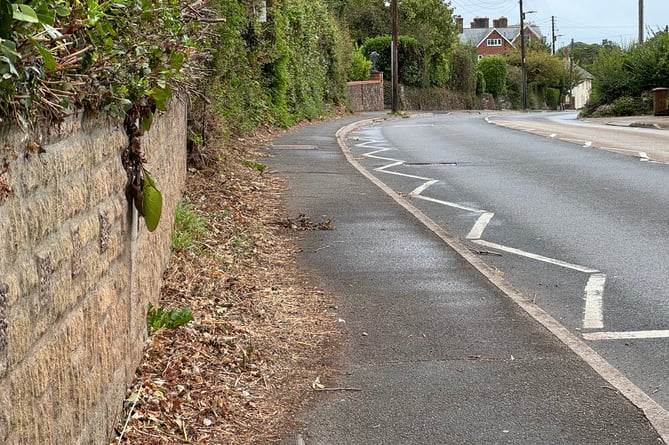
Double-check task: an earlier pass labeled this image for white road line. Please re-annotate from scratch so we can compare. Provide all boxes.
[583,330,669,341]
[467,212,495,240]
[583,273,607,329]
[473,239,600,273]
[412,194,486,213]
[338,120,669,441]
[410,179,439,196]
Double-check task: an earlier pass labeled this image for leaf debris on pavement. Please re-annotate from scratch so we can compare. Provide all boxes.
[110,124,344,444]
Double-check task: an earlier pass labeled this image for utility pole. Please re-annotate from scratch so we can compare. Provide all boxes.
[551,16,556,55]
[391,0,399,113]
[520,0,527,110]
[569,38,574,109]
[638,0,644,44]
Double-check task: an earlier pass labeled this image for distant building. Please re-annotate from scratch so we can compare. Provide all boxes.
[456,16,545,60]
[567,63,593,109]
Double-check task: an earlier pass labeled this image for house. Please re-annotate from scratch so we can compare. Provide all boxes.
[567,63,593,109]
[456,16,545,60]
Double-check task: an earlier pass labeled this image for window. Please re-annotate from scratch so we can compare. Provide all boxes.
[487,38,502,47]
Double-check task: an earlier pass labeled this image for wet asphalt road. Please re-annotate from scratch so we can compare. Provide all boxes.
[267,113,666,444]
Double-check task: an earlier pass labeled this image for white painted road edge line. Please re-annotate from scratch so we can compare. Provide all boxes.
[583,273,606,329]
[583,330,669,340]
[336,118,669,442]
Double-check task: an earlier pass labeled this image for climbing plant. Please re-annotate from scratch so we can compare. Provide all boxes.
[0,0,207,126]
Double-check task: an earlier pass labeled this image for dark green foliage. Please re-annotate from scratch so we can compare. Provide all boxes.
[362,35,425,87]
[448,44,477,95]
[477,56,507,97]
[590,46,631,104]
[588,30,669,111]
[546,88,560,109]
[206,0,348,134]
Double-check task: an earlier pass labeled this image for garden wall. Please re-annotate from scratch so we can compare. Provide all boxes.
[347,73,385,112]
[0,101,187,444]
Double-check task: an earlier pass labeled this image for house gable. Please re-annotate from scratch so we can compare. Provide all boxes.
[456,15,544,58]
[476,29,514,57]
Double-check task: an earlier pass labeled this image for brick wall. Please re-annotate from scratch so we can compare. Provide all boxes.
[0,101,187,444]
[347,73,385,112]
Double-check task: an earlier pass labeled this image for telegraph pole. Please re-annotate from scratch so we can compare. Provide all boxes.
[391,0,399,112]
[520,0,527,110]
[638,0,644,44]
[551,16,556,55]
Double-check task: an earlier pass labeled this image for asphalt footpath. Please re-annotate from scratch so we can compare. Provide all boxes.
[266,113,665,445]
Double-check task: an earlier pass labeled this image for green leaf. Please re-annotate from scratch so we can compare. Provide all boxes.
[34,2,54,25]
[140,109,153,132]
[54,4,71,17]
[142,170,162,232]
[12,4,39,23]
[34,41,56,71]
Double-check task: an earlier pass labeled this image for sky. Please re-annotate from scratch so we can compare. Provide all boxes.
[448,0,669,47]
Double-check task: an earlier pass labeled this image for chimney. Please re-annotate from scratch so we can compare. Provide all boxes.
[471,17,490,29]
[493,17,508,28]
[455,15,464,33]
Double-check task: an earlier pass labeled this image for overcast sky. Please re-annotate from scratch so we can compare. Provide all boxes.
[449,0,669,47]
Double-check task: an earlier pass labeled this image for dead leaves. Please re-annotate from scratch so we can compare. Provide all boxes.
[277,213,334,231]
[110,132,342,445]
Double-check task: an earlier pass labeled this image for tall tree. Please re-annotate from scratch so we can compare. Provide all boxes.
[334,0,457,86]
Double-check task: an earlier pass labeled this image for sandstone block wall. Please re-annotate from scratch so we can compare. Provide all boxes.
[0,101,187,444]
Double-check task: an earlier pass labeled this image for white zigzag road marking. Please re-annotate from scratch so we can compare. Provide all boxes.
[352,132,608,336]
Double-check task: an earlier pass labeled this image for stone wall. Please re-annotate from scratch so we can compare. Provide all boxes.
[346,73,385,112]
[0,101,187,444]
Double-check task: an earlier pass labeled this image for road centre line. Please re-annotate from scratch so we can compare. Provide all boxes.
[583,273,607,329]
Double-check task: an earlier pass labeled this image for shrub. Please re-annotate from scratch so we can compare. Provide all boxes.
[477,56,507,97]
[347,47,372,81]
[611,96,639,116]
[546,88,560,109]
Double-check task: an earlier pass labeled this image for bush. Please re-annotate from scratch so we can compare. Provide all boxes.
[347,48,372,81]
[546,88,560,109]
[612,96,639,116]
[477,56,507,97]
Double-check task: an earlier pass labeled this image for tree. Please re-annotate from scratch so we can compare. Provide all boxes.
[477,56,507,97]
[397,0,457,86]
[448,43,477,96]
[506,48,568,108]
[335,0,457,86]
[590,46,631,103]
[362,35,425,87]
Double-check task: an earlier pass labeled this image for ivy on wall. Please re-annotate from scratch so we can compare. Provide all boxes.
[204,0,348,137]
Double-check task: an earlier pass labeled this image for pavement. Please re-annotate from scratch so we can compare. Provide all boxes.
[583,114,669,130]
[266,112,667,445]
